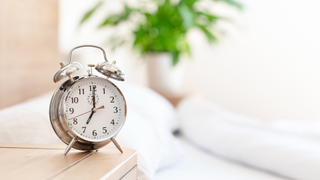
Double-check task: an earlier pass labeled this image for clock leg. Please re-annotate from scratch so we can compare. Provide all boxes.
[64,136,77,155]
[111,137,123,153]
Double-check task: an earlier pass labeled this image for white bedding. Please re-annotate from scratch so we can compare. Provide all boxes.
[0,82,183,180]
[2,83,318,180]
[155,137,286,180]
[178,97,320,180]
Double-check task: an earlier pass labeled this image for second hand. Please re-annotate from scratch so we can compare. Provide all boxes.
[68,105,104,120]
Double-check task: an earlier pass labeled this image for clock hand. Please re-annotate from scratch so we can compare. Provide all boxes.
[68,105,104,120]
[86,104,105,124]
[97,105,105,109]
[92,86,96,108]
[86,111,95,125]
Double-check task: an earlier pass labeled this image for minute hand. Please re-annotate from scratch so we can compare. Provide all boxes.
[92,87,96,108]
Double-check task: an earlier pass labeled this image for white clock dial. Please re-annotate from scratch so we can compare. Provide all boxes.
[63,77,126,142]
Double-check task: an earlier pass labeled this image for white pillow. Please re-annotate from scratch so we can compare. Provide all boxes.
[116,83,183,179]
[0,92,61,144]
[0,82,183,180]
[178,97,320,180]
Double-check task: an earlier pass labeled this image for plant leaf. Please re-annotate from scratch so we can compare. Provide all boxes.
[99,4,137,28]
[197,25,218,43]
[179,0,198,8]
[171,51,180,66]
[178,3,194,30]
[214,0,243,9]
[80,1,103,25]
[195,12,221,22]
[99,15,122,27]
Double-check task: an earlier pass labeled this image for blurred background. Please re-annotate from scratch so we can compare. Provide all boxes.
[1,0,320,122]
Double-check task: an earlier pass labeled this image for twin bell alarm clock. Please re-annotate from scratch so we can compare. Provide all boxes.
[49,45,127,155]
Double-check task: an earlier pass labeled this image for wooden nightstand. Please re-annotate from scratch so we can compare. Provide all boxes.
[0,143,137,180]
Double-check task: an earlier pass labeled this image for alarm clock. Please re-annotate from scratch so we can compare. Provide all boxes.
[49,45,127,155]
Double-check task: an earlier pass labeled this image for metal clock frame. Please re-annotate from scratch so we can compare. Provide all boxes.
[49,76,127,155]
[49,45,127,155]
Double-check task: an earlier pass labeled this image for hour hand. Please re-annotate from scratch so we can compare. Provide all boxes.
[85,105,104,124]
[86,111,95,124]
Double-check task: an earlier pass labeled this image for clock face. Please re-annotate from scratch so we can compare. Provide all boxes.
[63,77,126,142]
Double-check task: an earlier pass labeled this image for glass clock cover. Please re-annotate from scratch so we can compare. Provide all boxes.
[63,77,126,142]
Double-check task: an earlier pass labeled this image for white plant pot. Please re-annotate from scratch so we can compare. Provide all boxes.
[145,53,186,96]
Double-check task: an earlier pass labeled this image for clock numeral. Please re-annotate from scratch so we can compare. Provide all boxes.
[103,127,107,133]
[69,108,74,114]
[82,127,86,133]
[73,118,78,125]
[110,96,115,103]
[71,97,79,104]
[103,88,106,94]
[92,130,97,136]
[110,119,115,125]
[113,107,118,113]
[79,88,84,95]
[89,85,96,91]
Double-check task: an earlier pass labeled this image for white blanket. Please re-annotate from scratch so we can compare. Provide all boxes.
[155,137,286,180]
[178,97,320,180]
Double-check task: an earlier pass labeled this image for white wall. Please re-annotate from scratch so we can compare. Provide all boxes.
[60,0,320,121]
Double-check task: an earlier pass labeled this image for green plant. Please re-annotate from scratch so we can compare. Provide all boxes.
[80,0,242,65]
